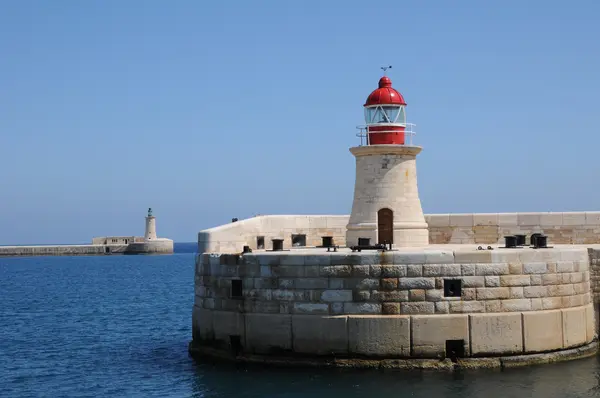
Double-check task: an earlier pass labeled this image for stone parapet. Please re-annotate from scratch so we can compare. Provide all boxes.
[427,212,600,245]
[198,215,349,254]
[196,212,600,254]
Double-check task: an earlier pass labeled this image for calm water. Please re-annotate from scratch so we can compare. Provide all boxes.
[2,244,600,398]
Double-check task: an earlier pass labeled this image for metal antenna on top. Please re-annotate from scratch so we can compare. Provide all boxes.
[380,65,392,75]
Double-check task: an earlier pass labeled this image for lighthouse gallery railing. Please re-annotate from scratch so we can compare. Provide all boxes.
[355,123,417,146]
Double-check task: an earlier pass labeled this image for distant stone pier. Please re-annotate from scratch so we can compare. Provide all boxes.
[0,208,174,257]
[0,241,174,257]
[0,244,125,257]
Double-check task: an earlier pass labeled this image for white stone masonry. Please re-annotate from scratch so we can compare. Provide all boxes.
[145,216,157,240]
[346,145,429,247]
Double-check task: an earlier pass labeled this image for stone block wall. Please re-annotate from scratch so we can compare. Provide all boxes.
[191,247,597,360]
[427,212,600,245]
[587,248,600,335]
[194,248,591,317]
[192,306,595,360]
[589,249,600,300]
[197,212,600,254]
[0,240,174,257]
[0,244,128,257]
[193,215,600,363]
[198,215,349,254]
[124,239,174,254]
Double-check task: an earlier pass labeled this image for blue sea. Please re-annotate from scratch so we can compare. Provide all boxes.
[2,242,600,398]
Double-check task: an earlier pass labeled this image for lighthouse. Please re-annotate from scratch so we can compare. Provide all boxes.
[144,207,157,241]
[345,70,429,247]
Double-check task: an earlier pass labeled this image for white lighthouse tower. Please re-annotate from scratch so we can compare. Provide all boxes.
[346,69,429,247]
[144,207,157,241]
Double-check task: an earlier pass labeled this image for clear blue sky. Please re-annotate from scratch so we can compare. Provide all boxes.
[1,0,599,244]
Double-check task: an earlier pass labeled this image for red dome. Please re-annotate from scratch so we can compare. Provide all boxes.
[364,76,406,106]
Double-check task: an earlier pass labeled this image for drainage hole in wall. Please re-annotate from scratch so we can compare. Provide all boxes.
[231,279,243,298]
[291,234,306,247]
[444,279,462,297]
[445,339,465,362]
[229,335,243,357]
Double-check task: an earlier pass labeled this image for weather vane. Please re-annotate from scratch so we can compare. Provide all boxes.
[380,65,392,75]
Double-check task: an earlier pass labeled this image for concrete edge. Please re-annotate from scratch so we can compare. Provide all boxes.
[499,340,598,368]
[188,340,598,371]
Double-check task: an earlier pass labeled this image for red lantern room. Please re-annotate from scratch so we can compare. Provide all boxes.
[363,74,409,145]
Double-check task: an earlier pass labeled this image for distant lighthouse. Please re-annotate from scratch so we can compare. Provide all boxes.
[346,69,429,247]
[144,207,157,241]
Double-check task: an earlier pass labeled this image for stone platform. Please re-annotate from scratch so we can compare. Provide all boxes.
[124,238,174,254]
[190,244,599,368]
[0,244,128,257]
[0,239,174,257]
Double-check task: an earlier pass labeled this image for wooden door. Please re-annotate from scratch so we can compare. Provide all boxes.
[378,208,393,244]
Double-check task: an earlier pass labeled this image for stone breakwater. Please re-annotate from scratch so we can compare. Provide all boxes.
[0,240,174,257]
[0,244,128,257]
[190,245,599,369]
